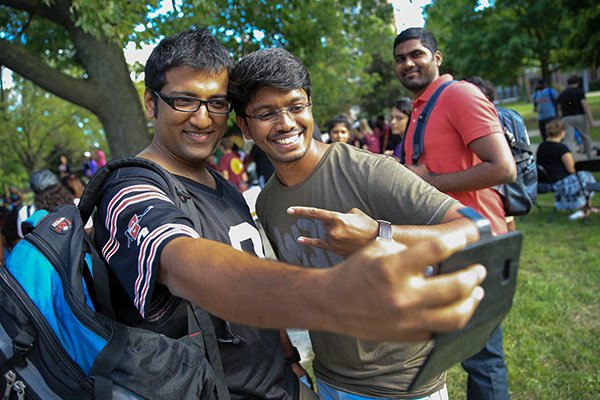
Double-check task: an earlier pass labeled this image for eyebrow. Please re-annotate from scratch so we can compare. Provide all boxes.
[167,90,228,99]
[249,94,309,113]
[394,49,427,59]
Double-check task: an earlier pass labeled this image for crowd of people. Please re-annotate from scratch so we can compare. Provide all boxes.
[1,24,598,400]
[532,75,597,219]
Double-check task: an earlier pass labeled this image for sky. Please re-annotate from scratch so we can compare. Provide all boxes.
[392,0,430,31]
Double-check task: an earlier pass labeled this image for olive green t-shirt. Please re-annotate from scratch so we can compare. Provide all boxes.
[257,143,458,398]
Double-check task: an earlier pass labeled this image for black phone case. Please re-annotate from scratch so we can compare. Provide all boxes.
[408,231,523,392]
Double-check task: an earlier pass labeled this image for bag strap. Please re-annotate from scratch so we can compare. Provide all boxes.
[400,80,456,165]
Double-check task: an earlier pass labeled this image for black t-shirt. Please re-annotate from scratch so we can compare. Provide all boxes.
[558,87,585,116]
[536,141,570,182]
[93,165,298,400]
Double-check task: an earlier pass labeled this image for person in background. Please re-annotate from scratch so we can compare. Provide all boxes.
[358,118,380,153]
[327,115,352,144]
[95,148,107,168]
[558,75,595,159]
[57,154,71,179]
[245,144,275,188]
[393,27,515,400]
[389,97,412,159]
[82,151,98,178]
[532,79,559,141]
[373,114,391,153]
[536,119,596,219]
[218,135,249,192]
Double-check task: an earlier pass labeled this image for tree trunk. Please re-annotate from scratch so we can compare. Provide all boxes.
[0,0,151,160]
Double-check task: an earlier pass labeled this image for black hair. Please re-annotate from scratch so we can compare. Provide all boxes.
[392,97,413,116]
[34,184,75,211]
[393,27,438,55]
[464,76,496,102]
[327,115,352,132]
[145,27,233,114]
[567,75,580,86]
[229,48,311,116]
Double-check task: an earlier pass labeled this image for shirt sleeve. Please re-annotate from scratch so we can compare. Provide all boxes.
[446,82,503,146]
[367,155,459,226]
[94,167,199,319]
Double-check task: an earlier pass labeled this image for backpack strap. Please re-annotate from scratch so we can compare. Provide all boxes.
[400,80,456,165]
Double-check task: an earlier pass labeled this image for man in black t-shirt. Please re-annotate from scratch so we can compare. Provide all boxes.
[558,75,595,159]
[92,28,487,399]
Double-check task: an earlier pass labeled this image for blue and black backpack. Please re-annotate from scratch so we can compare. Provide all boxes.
[0,158,230,399]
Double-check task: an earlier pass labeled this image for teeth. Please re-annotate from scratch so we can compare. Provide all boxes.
[275,135,299,145]
[184,131,207,137]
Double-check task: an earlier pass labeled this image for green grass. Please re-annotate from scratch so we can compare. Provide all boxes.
[445,191,600,399]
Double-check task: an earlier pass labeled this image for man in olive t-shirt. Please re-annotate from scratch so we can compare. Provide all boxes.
[229,48,480,399]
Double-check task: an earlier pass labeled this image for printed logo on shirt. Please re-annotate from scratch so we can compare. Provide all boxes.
[125,205,153,247]
[50,217,72,234]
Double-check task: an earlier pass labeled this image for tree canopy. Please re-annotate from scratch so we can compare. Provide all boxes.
[424,0,598,86]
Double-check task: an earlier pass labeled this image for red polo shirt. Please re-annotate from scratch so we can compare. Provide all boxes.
[404,74,507,235]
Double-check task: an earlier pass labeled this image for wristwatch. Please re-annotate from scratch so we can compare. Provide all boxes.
[375,220,393,242]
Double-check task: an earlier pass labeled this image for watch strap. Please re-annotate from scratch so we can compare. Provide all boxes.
[458,207,492,240]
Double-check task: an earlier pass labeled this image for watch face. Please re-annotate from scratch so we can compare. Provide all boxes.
[377,220,393,241]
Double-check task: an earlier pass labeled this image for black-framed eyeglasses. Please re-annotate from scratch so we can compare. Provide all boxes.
[244,102,312,123]
[154,91,232,114]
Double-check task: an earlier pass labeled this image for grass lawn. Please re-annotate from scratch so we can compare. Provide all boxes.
[445,191,600,399]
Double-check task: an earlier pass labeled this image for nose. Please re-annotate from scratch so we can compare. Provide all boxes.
[188,104,212,129]
[275,109,295,131]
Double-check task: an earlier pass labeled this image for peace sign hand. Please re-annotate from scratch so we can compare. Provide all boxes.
[287,206,380,257]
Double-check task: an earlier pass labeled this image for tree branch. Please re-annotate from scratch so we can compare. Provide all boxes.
[0,0,70,27]
[0,39,101,111]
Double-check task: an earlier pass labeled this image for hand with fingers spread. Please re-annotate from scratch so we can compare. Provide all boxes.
[323,232,486,342]
[288,206,379,257]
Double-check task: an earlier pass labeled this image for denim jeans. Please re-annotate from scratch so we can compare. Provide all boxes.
[316,379,448,400]
[461,325,510,400]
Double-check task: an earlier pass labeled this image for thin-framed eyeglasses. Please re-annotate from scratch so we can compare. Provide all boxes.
[244,102,312,123]
[154,91,232,114]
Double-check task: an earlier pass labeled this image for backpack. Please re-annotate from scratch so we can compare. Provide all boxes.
[495,107,538,216]
[399,81,537,216]
[0,158,230,400]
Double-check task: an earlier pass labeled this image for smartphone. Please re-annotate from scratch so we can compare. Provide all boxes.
[408,231,523,392]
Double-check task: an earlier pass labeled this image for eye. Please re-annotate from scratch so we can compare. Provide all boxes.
[255,110,277,121]
[173,97,197,107]
[209,99,230,110]
[287,105,306,113]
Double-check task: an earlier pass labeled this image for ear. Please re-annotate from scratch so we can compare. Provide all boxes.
[434,50,443,67]
[144,89,157,119]
[237,115,253,140]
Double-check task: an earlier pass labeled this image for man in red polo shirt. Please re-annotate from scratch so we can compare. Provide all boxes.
[393,28,516,400]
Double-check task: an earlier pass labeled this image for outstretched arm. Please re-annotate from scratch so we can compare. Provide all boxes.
[158,233,486,343]
[287,203,480,257]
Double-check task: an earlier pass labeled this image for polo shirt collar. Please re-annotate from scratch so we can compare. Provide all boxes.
[415,74,454,104]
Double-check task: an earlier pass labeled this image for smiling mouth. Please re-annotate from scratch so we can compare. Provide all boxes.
[272,131,302,145]
[184,130,211,138]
